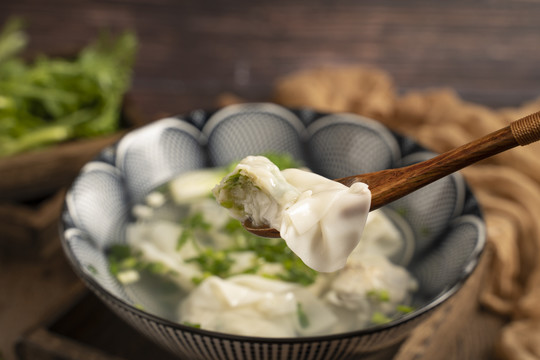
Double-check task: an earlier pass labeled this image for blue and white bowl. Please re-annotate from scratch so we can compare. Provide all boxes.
[61,103,485,360]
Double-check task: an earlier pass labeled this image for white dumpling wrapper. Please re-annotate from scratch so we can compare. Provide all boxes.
[178,275,338,337]
[325,253,418,314]
[280,169,371,272]
[213,156,371,272]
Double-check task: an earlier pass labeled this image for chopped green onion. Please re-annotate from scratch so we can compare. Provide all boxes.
[186,249,235,278]
[107,244,174,282]
[262,152,301,170]
[297,303,310,328]
[367,289,390,302]
[176,211,211,250]
[176,230,191,250]
[86,264,98,275]
[371,311,392,325]
[396,304,415,314]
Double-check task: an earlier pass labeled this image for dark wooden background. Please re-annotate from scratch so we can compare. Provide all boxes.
[2,0,540,123]
[1,1,540,359]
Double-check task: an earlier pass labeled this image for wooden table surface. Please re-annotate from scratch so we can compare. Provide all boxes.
[1,1,540,359]
[2,0,540,122]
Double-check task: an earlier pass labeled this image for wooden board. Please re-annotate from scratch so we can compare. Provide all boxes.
[16,291,180,360]
[2,0,539,124]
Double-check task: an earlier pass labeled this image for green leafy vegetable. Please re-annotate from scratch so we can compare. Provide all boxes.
[0,18,137,157]
[0,18,27,63]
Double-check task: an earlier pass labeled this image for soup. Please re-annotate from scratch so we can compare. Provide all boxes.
[109,155,417,338]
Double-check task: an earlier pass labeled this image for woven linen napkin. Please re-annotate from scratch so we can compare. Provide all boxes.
[220,65,540,359]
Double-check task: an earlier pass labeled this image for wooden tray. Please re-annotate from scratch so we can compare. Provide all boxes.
[0,190,66,260]
[0,97,142,203]
[0,99,143,259]
[0,131,128,202]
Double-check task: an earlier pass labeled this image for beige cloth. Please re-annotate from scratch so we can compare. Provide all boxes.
[220,66,540,359]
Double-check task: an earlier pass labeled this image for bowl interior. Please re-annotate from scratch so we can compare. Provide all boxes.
[61,103,485,356]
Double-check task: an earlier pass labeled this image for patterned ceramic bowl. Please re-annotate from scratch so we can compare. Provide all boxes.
[60,103,485,360]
